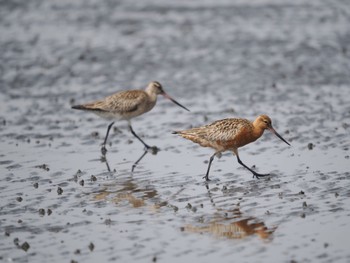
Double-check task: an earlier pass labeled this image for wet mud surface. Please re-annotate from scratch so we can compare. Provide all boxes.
[1,0,350,262]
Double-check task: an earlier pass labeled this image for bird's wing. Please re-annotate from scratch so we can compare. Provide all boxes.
[79,90,148,113]
[179,118,249,142]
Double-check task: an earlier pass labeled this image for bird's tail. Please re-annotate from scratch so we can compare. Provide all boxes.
[71,105,87,110]
[171,129,210,148]
[71,103,106,112]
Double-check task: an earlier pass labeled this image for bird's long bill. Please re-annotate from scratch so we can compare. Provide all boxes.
[163,93,190,111]
[269,127,291,146]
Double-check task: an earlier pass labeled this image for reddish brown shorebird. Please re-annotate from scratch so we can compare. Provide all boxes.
[173,115,290,181]
[72,81,189,154]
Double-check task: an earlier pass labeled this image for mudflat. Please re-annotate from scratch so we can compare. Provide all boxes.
[1,0,350,262]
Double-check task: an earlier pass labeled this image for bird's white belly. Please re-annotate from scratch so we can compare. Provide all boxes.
[93,111,124,121]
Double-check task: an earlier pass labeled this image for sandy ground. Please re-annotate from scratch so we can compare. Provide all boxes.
[1,0,350,262]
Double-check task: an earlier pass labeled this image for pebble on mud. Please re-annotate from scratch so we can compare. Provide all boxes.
[91,175,97,182]
[57,187,63,195]
[88,242,94,252]
[91,131,99,138]
[21,242,30,252]
[79,180,84,186]
[307,143,314,150]
[186,203,192,209]
[35,164,50,171]
[39,208,45,216]
[33,182,39,188]
[16,196,23,202]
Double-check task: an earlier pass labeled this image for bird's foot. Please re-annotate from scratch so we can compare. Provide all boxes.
[252,172,270,179]
[145,145,160,155]
[202,175,211,181]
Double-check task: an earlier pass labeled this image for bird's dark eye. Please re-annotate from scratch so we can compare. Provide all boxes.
[154,81,161,88]
[264,120,271,127]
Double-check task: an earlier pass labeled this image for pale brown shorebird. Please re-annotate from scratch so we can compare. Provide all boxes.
[173,115,290,181]
[72,81,189,154]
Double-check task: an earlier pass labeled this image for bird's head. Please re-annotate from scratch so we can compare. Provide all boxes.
[255,115,290,146]
[146,81,190,111]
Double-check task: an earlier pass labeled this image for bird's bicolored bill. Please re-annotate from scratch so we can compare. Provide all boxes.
[163,93,190,111]
[269,128,291,146]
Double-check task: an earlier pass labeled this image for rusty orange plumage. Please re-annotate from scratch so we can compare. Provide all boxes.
[173,115,290,181]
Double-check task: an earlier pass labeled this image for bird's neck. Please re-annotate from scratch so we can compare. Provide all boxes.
[145,89,158,103]
[252,125,265,141]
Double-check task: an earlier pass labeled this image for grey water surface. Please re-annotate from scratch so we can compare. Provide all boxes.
[1,0,350,262]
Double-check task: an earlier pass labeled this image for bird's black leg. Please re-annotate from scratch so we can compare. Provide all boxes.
[236,155,270,179]
[128,124,152,149]
[203,153,216,181]
[101,122,115,155]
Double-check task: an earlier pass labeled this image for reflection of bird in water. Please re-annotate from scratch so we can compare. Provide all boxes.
[131,150,149,172]
[93,177,158,208]
[100,154,112,172]
[101,149,152,172]
[184,216,275,240]
[173,115,290,181]
[72,81,189,155]
[183,183,276,240]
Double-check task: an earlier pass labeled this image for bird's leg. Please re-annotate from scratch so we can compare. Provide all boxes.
[131,150,148,172]
[236,155,270,179]
[128,124,153,150]
[101,122,115,155]
[203,152,217,181]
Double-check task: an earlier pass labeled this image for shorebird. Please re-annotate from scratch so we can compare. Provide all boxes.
[173,115,290,181]
[72,81,189,154]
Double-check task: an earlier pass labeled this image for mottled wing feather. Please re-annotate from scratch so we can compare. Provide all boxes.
[177,118,252,149]
[205,119,249,141]
[104,90,148,113]
[80,90,147,113]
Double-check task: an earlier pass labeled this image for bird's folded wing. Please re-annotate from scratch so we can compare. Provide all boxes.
[82,90,147,113]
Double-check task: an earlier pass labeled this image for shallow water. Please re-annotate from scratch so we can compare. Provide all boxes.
[1,0,350,262]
